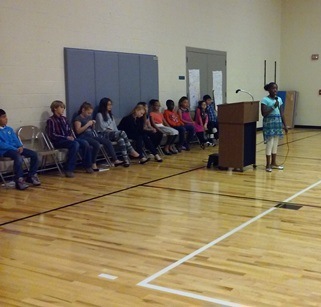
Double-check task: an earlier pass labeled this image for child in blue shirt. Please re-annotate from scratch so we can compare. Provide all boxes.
[0,109,41,190]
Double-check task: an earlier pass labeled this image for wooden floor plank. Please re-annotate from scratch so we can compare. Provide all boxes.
[1,128,321,306]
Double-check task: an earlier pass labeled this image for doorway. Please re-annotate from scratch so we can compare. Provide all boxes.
[186,47,226,110]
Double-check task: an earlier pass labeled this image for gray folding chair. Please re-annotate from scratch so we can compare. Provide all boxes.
[17,125,64,175]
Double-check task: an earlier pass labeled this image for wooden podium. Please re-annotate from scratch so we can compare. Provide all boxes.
[218,101,259,171]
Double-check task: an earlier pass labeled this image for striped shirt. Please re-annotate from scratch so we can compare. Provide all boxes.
[46,114,72,143]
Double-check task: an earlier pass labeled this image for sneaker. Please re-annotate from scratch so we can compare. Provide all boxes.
[266,166,272,172]
[154,154,163,162]
[26,174,41,186]
[65,171,75,178]
[271,165,284,170]
[15,177,29,190]
[206,141,211,147]
[85,167,94,173]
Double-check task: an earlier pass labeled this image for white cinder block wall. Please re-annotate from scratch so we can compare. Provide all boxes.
[1,0,289,130]
[281,0,321,126]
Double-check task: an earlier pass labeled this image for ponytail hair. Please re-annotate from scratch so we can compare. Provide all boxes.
[77,101,93,115]
[264,82,277,92]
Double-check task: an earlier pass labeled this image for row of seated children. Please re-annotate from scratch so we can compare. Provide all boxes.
[151,95,219,150]
[0,94,219,189]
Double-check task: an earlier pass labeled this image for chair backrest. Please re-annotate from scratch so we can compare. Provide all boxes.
[17,125,47,151]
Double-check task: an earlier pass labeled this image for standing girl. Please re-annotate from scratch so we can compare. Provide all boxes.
[95,97,140,166]
[261,82,288,172]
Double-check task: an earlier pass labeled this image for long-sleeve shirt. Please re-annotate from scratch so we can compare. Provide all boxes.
[206,104,217,123]
[163,110,184,127]
[118,114,144,139]
[46,114,73,143]
[95,112,118,133]
[0,125,23,156]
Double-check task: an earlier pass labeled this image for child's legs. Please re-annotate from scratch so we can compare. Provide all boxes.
[21,148,39,177]
[184,124,195,144]
[148,131,163,148]
[133,135,145,158]
[84,137,100,164]
[174,126,186,146]
[75,138,92,168]
[271,136,279,155]
[53,139,79,172]
[271,136,280,164]
[196,131,206,144]
[119,130,134,153]
[142,133,157,155]
[94,136,117,161]
[265,137,276,167]
[3,149,24,180]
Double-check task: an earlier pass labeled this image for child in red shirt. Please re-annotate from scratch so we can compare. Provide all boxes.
[163,99,195,151]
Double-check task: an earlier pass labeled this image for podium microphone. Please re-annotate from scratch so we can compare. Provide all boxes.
[236,89,254,101]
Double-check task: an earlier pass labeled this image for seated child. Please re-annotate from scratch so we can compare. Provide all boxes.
[149,99,179,155]
[163,99,194,151]
[74,101,125,168]
[0,109,41,190]
[118,105,162,163]
[46,100,93,177]
[178,96,208,149]
[95,97,140,166]
[136,102,163,151]
[203,94,219,145]
[194,100,212,148]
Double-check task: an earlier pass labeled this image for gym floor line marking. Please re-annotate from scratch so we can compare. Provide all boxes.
[137,178,321,305]
[98,273,118,280]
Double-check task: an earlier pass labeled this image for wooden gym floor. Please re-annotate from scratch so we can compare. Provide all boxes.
[1,128,321,306]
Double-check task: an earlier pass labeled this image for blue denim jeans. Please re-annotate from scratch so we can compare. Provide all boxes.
[53,138,91,171]
[3,148,39,181]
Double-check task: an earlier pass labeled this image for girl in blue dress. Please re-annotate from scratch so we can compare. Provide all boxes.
[261,82,288,172]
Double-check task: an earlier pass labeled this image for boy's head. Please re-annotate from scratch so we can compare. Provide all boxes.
[203,95,212,105]
[50,100,65,116]
[166,99,175,111]
[0,109,8,127]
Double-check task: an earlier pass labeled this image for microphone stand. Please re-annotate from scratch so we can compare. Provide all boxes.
[236,89,254,101]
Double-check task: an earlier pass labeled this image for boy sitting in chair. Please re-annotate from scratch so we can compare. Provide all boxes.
[0,109,41,190]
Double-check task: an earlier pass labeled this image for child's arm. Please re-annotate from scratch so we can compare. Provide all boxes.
[195,108,202,125]
[149,114,161,132]
[161,113,170,127]
[74,119,94,135]
[178,109,193,124]
[0,128,22,152]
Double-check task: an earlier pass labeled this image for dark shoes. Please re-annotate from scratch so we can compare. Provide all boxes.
[139,157,149,164]
[65,171,75,178]
[114,161,125,167]
[85,167,94,173]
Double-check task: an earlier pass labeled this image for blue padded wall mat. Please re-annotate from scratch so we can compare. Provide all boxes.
[64,47,159,122]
